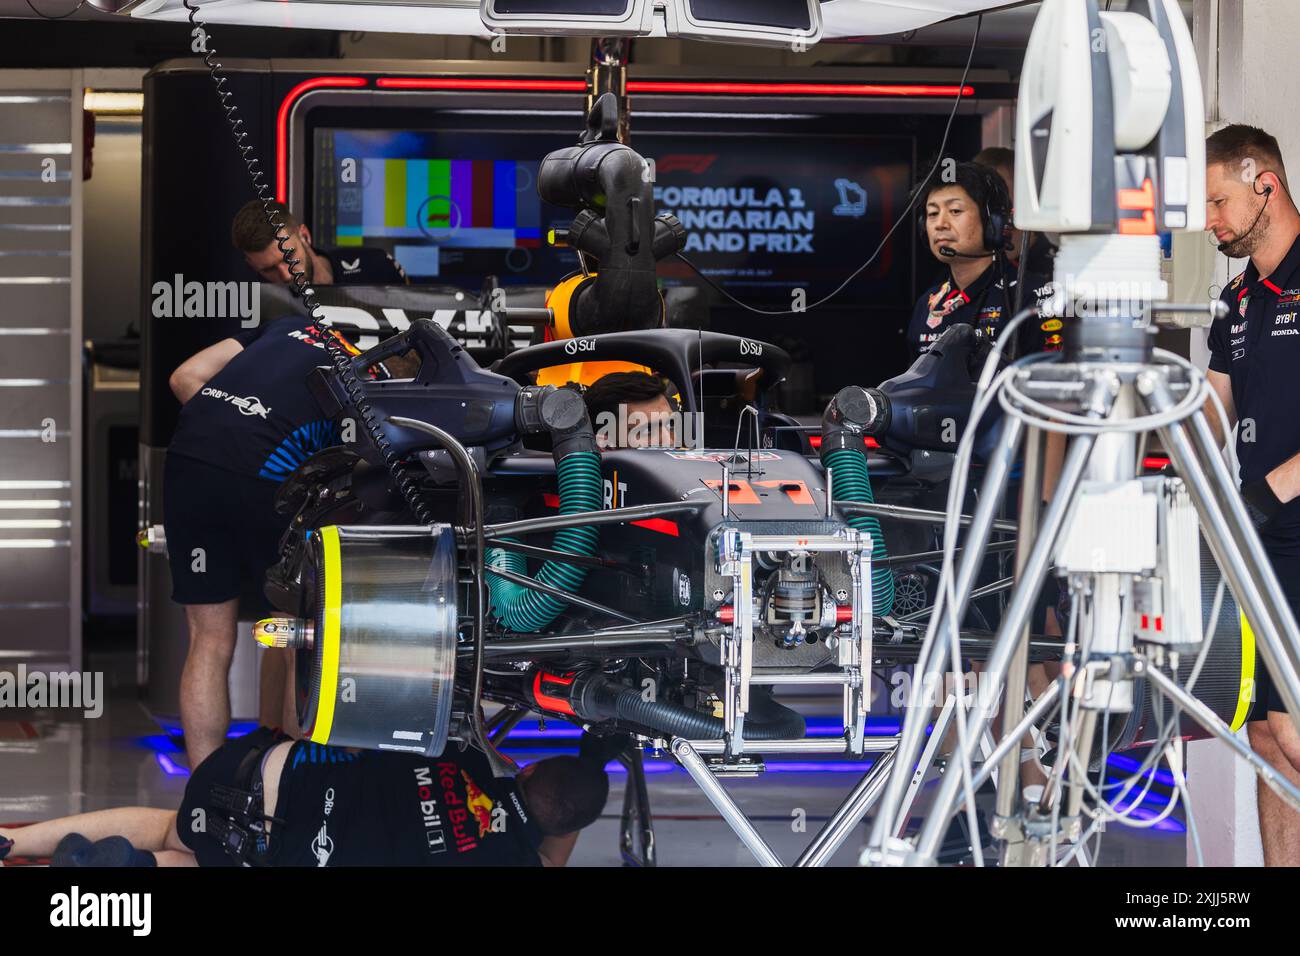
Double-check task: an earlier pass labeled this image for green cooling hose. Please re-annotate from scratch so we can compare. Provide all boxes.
[485,452,603,633]
[824,447,895,617]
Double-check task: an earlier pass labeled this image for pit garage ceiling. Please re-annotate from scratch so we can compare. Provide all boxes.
[6,0,1027,38]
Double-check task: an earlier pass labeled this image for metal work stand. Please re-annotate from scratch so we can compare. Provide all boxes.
[672,736,898,867]
[618,747,657,867]
[863,342,1300,867]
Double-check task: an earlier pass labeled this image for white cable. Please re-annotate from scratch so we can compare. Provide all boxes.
[919,311,1037,856]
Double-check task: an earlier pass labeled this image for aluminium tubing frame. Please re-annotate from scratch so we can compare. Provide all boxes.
[865,413,1030,852]
[911,431,1098,860]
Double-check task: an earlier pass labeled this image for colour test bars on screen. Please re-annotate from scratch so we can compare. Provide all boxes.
[334,158,544,250]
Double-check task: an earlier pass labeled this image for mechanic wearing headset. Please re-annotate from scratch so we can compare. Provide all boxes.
[1204,124,1300,867]
[164,202,412,772]
[0,729,609,867]
[907,163,1065,791]
[906,161,1058,359]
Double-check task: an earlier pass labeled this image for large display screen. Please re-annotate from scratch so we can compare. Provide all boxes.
[311,125,913,309]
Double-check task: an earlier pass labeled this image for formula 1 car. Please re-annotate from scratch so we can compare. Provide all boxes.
[246,93,1250,868]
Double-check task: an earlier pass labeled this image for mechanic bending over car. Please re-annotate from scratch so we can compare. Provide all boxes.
[0,729,609,867]
[232,199,409,289]
[1203,124,1300,867]
[583,371,682,449]
[164,201,413,771]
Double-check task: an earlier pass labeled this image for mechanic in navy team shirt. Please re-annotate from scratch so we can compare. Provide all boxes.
[905,161,1058,360]
[1204,124,1300,867]
[0,731,610,868]
[162,201,410,772]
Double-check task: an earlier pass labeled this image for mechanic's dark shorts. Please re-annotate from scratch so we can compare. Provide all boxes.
[162,452,286,606]
[177,726,290,866]
[1249,549,1300,717]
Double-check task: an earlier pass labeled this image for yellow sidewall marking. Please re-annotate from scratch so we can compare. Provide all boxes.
[311,525,343,744]
[1231,610,1257,732]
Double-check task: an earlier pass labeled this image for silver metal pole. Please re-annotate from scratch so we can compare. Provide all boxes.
[913,432,1097,860]
[1142,662,1300,814]
[836,500,1019,534]
[686,737,898,755]
[671,737,783,867]
[970,681,1062,792]
[867,415,1026,850]
[794,749,898,867]
[1140,377,1300,731]
[997,425,1043,822]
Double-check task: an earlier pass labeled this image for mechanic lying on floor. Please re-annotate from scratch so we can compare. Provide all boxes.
[0,728,608,867]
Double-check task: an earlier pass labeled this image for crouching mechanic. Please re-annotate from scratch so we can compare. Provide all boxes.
[0,730,609,867]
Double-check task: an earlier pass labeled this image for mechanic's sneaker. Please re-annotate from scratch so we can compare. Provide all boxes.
[89,836,156,867]
[53,833,94,866]
[53,834,156,867]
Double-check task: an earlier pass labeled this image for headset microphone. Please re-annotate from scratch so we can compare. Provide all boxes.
[939,246,994,259]
[1217,184,1273,255]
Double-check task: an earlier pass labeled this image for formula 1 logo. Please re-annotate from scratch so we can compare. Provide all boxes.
[675,568,692,607]
[564,337,596,356]
[739,339,763,357]
[654,154,718,175]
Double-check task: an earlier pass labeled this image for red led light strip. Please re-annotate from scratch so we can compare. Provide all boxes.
[375,77,588,91]
[627,80,975,97]
[277,75,971,201]
[277,76,369,202]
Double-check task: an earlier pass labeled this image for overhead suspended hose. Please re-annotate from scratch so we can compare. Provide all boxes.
[182,0,435,525]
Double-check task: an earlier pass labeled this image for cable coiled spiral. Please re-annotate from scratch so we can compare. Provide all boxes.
[181,0,435,525]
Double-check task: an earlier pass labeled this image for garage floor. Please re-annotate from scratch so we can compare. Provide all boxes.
[0,641,1186,867]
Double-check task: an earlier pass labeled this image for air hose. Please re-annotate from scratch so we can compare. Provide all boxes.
[486,387,603,632]
[183,0,435,525]
[542,670,806,740]
[821,387,895,617]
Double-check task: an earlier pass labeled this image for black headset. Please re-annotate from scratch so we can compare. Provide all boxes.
[916,161,1012,254]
